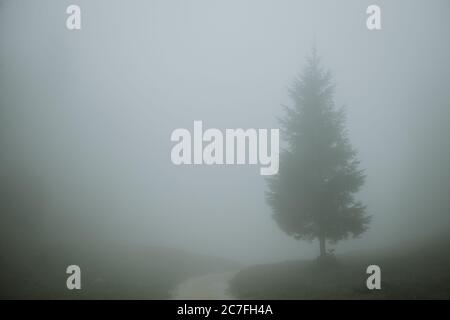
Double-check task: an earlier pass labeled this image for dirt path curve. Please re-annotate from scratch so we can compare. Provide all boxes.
[171,271,238,299]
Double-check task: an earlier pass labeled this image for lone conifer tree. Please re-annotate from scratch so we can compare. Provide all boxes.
[266,49,370,258]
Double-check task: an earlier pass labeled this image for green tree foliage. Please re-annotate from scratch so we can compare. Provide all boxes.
[266,50,370,257]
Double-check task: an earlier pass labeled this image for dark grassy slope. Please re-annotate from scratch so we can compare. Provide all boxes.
[230,237,450,299]
[0,244,240,299]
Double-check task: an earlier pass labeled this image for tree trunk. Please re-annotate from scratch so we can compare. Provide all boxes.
[319,235,326,257]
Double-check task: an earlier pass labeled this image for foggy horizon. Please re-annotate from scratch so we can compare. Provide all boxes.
[1,0,450,301]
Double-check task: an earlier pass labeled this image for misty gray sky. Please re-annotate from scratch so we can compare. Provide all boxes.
[1,0,449,264]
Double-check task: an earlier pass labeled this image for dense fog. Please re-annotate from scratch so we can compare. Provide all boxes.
[1,0,449,299]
